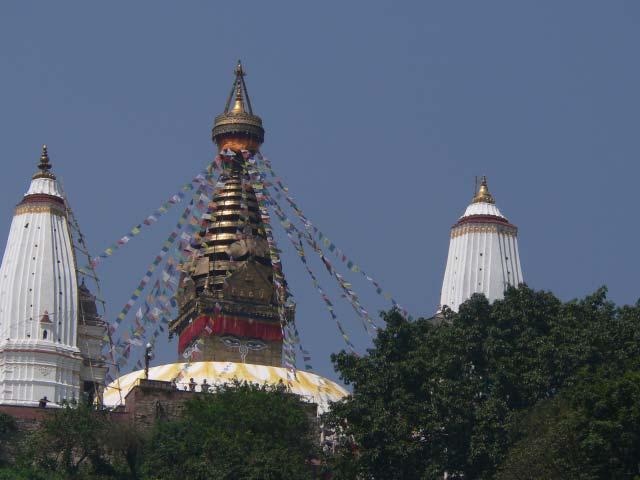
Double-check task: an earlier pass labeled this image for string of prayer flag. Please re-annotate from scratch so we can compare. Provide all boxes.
[244,160,298,378]
[261,184,378,335]
[246,162,357,353]
[112,183,209,329]
[253,152,413,321]
[88,171,210,269]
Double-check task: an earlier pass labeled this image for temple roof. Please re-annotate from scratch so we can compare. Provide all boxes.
[78,281,105,327]
[25,177,65,198]
[462,201,504,218]
[25,146,64,198]
[461,176,506,219]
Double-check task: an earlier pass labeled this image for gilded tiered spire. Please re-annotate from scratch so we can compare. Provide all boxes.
[187,169,271,295]
[472,176,495,204]
[171,62,287,366]
[33,144,56,180]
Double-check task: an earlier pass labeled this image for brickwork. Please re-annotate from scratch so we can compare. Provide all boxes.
[0,404,53,431]
[123,379,198,429]
[0,403,129,432]
[124,379,319,433]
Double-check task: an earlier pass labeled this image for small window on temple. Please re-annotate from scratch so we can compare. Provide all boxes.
[43,330,48,340]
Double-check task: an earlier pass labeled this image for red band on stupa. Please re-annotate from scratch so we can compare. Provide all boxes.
[20,194,65,206]
[178,315,282,353]
[454,214,516,229]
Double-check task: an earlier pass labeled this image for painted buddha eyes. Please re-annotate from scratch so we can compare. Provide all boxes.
[221,336,241,348]
[220,335,267,351]
[246,340,267,351]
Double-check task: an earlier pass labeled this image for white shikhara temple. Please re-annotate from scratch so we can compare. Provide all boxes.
[0,147,105,406]
[439,177,523,312]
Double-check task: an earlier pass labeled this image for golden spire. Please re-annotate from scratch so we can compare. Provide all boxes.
[472,176,495,204]
[33,144,55,180]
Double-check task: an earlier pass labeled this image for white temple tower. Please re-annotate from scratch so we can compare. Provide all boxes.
[0,146,83,406]
[439,177,523,312]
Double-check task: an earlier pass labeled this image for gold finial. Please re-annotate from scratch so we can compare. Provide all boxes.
[231,60,246,113]
[232,81,244,113]
[472,176,495,204]
[40,145,50,168]
[33,144,55,179]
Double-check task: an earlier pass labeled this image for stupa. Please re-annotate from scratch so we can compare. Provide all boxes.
[103,62,348,412]
[169,60,288,366]
[0,147,106,406]
[439,177,524,312]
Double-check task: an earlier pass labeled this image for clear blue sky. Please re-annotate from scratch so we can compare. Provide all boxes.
[1,2,639,382]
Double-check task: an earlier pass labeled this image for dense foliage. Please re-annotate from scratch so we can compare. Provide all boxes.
[142,382,317,480]
[1,285,639,478]
[0,382,317,480]
[326,286,640,479]
[2,403,145,479]
[495,368,640,479]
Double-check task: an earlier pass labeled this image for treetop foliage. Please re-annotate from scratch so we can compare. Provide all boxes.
[327,285,640,479]
[143,381,317,480]
[0,382,318,480]
[0,285,639,479]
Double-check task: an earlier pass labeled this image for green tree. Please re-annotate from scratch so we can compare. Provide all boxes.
[0,466,67,480]
[142,381,317,480]
[0,412,17,466]
[327,286,640,479]
[497,368,640,480]
[17,404,119,479]
[102,421,147,479]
